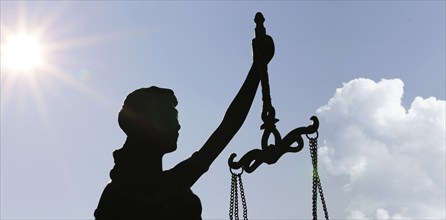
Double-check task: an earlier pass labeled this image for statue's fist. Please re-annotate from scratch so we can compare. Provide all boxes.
[252,35,275,64]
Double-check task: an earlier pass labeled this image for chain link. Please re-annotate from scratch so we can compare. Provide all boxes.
[309,137,329,220]
[229,174,235,220]
[234,174,239,220]
[238,174,248,220]
[229,171,248,220]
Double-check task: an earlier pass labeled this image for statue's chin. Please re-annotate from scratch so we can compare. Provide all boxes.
[163,143,177,154]
[161,134,178,154]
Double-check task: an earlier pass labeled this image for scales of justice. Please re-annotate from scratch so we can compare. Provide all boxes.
[226,12,329,220]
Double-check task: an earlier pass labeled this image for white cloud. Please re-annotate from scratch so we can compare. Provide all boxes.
[376,208,390,219]
[348,210,369,219]
[317,78,445,219]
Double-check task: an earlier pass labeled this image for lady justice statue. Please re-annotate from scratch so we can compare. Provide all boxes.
[94,13,275,219]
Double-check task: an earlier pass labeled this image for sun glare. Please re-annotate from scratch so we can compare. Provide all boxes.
[2,33,43,72]
[1,1,115,122]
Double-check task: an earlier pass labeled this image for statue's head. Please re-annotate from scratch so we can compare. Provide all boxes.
[118,86,180,153]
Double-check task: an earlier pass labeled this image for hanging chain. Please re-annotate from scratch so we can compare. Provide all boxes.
[229,174,235,220]
[308,134,329,220]
[229,169,248,220]
[238,174,248,220]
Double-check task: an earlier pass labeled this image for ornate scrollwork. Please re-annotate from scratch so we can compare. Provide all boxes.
[228,116,319,173]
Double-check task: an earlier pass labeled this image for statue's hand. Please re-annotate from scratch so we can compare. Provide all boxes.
[252,35,275,64]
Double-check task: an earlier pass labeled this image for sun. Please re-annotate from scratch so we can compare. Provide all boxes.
[2,32,43,72]
[1,1,116,120]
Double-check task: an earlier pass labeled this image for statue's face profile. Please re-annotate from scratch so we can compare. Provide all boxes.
[141,100,180,153]
[119,87,180,154]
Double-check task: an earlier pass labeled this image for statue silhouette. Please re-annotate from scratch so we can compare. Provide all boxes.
[94,20,274,219]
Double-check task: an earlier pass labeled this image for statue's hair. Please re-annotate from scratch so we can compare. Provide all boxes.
[118,86,177,135]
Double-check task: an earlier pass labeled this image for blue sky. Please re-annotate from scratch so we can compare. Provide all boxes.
[1,1,445,219]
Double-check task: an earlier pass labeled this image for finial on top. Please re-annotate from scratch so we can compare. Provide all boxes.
[254,12,266,38]
[254,12,265,24]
